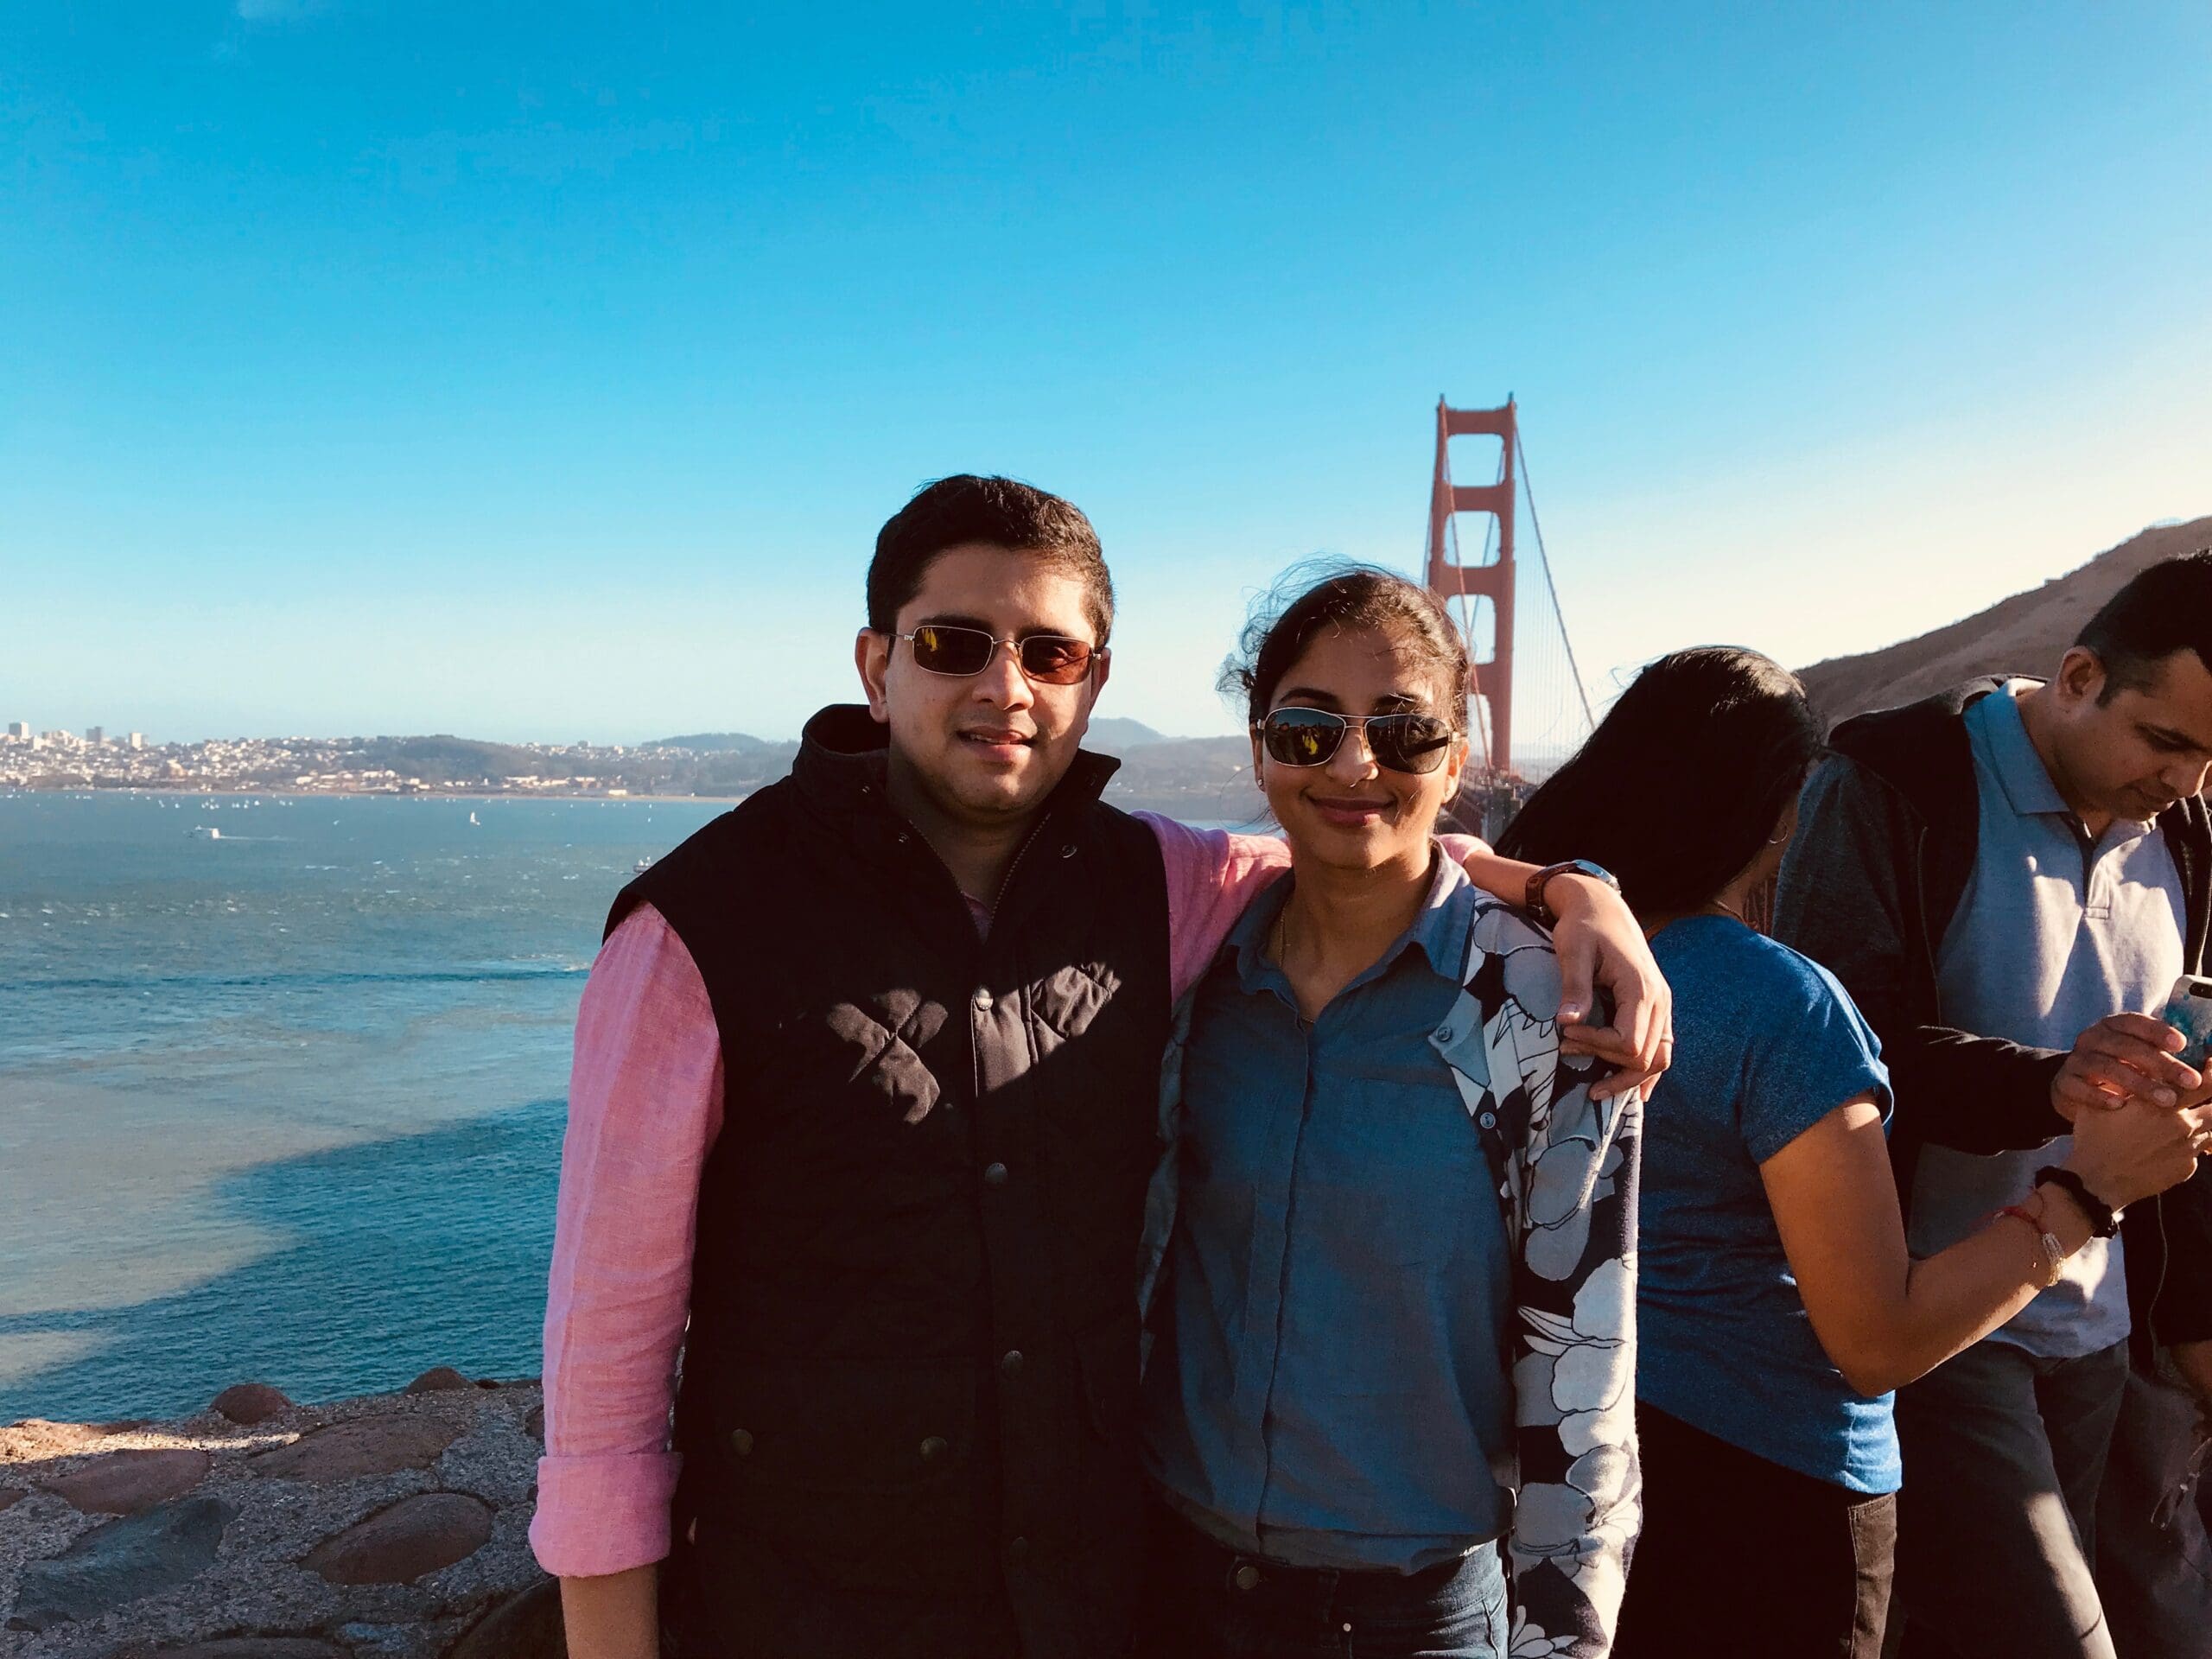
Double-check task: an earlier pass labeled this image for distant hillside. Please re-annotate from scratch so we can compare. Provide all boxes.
[1798,516,2212,727]
[627,723,1247,813]
[641,731,793,755]
[1086,715,1170,747]
[645,719,1168,752]
[346,734,797,793]
[352,734,562,781]
[1103,734,1256,817]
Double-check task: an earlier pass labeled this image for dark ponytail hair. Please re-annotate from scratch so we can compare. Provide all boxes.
[1495,646,1822,920]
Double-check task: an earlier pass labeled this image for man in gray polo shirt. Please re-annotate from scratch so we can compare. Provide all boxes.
[1777,551,2212,1658]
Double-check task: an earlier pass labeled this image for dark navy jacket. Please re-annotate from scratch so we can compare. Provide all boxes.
[611,705,1172,1658]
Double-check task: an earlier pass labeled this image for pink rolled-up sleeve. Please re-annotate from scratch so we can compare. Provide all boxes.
[1137,813,1291,1001]
[531,904,725,1579]
[1139,815,1493,1001]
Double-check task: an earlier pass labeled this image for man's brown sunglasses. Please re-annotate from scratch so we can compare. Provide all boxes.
[894,625,1099,685]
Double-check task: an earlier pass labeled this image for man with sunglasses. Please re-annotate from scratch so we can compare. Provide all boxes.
[535,475,1670,1659]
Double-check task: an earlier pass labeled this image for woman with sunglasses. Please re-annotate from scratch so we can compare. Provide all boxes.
[1495,647,2204,1658]
[1135,566,1641,1659]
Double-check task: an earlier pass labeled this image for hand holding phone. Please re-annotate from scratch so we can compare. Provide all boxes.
[2160,975,2212,1077]
[2052,1003,2207,1120]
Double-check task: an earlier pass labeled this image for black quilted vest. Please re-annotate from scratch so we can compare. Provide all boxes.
[608,705,1172,1659]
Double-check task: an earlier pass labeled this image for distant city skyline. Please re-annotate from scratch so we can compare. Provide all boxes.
[7,725,144,745]
[4,3,2209,745]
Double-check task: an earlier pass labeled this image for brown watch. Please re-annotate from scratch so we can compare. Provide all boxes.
[1526,859,1620,925]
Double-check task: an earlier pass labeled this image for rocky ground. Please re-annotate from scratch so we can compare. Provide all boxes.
[0,1370,563,1658]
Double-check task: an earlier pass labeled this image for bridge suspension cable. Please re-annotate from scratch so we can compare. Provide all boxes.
[1515,427,1596,734]
[1425,395,1594,779]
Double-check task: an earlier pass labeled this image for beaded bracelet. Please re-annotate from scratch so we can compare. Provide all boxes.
[1995,1204,2064,1288]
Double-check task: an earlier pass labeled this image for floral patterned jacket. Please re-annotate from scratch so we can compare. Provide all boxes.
[1137,889,1643,1659]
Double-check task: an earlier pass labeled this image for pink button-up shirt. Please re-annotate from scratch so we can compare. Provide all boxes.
[531,815,1475,1577]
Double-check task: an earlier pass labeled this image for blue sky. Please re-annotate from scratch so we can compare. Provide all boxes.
[4,2,2208,745]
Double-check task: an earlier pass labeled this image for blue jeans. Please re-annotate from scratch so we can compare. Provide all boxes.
[1139,1499,1509,1659]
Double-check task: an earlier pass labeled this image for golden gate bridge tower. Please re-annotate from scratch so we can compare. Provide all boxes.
[1423,394,1593,804]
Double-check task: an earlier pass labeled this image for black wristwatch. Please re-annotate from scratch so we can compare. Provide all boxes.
[1526,859,1620,925]
[2036,1166,2121,1239]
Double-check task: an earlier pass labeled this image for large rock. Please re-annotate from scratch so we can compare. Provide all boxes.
[210,1382,294,1425]
[251,1414,461,1482]
[8,1494,235,1632]
[404,1367,473,1395]
[302,1491,493,1586]
[42,1447,211,1515]
[0,1419,110,1458]
[127,1643,346,1658]
[1,1385,546,1654]
[447,1576,566,1659]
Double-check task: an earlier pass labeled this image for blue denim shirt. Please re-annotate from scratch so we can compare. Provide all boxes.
[1140,853,1516,1571]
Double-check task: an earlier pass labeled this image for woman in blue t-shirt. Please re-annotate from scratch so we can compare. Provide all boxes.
[1497,646,2202,1659]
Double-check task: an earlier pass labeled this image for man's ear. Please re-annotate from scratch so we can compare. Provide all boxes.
[855,629,893,722]
[2054,645,2107,707]
[1066,647,1112,743]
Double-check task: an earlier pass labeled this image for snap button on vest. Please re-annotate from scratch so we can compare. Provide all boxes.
[728,1428,753,1456]
[971,987,992,1011]
[918,1435,949,1461]
[999,1350,1024,1376]
[1007,1535,1029,1560]
[1233,1564,1262,1592]
[982,1161,1008,1187]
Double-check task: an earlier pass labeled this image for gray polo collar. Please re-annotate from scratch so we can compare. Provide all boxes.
[1978,680,2071,819]
[1979,678,2157,843]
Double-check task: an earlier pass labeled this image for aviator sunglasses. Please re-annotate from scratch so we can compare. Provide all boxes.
[1255,708,1455,775]
[893,623,1100,685]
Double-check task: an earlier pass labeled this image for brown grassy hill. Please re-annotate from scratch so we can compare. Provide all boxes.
[1797,515,2212,727]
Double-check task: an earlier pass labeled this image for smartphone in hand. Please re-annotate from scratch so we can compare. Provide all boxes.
[2158,974,2212,1073]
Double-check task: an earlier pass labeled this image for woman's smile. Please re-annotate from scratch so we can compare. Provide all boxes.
[1304,792,1396,829]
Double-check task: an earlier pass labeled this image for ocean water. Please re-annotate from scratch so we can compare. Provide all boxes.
[0,791,728,1422]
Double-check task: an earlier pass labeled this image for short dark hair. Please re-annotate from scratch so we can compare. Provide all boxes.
[1222,562,1473,730]
[1496,646,1823,920]
[2076,549,2212,701]
[867,474,1113,643]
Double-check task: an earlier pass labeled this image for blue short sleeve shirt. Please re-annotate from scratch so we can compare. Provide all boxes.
[1638,916,1903,1493]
